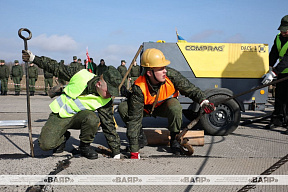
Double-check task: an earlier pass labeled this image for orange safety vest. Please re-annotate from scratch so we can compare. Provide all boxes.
[134,75,179,114]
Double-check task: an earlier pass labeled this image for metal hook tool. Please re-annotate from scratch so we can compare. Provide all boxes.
[18,28,34,157]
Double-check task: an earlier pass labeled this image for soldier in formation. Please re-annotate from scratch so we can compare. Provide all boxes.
[130,60,140,85]
[0,60,9,95]
[28,62,38,96]
[44,69,53,96]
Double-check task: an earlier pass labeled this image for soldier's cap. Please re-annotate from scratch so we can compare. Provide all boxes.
[78,58,81,61]
[90,58,93,61]
[100,59,104,62]
[102,66,122,97]
[278,15,288,31]
[73,56,77,60]
[14,60,19,63]
[0,60,3,63]
[121,60,126,63]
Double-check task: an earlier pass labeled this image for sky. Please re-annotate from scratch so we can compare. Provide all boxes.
[0,0,287,68]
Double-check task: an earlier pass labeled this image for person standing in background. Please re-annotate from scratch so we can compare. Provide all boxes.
[28,62,38,96]
[43,69,53,96]
[10,60,23,96]
[0,60,9,95]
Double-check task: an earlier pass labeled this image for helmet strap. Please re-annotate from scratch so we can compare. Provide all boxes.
[151,69,162,84]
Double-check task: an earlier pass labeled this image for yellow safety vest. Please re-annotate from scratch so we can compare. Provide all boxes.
[276,33,288,73]
[49,69,111,118]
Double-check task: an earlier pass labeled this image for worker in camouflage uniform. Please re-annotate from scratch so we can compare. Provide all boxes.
[69,56,84,76]
[0,60,10,95]
[118,48,215,159]
[28,62,38,96]
[117,60,130,87]
[44,69,53,96]
[97,59,108,76]
[130,60,140,85]
[22,50,122,159]
[10,60,23,96]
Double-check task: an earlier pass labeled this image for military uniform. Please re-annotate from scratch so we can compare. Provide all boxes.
[117,60,130,87]
[97,59,108,76]
[118,66,206,153]
[23,52,122,158]
[44,69,53,96]
[70,56,84,76]
[130,64,140,84]
[0,60,10,95]
[10,60,23,95]
[28,63,38,96]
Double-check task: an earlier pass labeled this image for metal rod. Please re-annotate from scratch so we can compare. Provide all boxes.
[18,28,34,157]
[118,45,143,90]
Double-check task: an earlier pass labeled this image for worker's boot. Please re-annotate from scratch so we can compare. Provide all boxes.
[79,141,98,159]
[3,91,7,95]
[53,131,71,153]
[170,132,181,155]
[138,127,148,149]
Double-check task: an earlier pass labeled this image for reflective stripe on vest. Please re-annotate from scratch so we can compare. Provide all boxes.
[49,94,111,118]
[276,33,288,73]
[134,75,179,110]
[49,69,111,118]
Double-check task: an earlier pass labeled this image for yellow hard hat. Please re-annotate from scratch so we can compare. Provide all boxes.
[141,48,170,68]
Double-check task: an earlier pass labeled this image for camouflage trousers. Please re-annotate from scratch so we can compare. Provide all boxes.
[38,111,99,152]
[29,78,36,92]
[0,78,8,92]
[12,77,22,92]
[44,78,53,93]
[118,97,182,152]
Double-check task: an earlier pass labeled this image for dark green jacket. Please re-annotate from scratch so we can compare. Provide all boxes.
[130,65,140,77]
[0,65,9,79]
[97,64,108,76]
[69,62,84,76]
[126,66,206,131]
[117,65,129,78]
[11,65,23,78]
[28,65,38,79]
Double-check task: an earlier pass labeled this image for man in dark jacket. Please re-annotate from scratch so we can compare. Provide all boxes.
[118,48,215,159]
[0,60,10,95]
[97,59,108,76]
[10,60,23,96]
[28,62,38,96]
[130,60,140,85]
[22,50,123,159]
[44,69,53,96]
[262,15,288,134]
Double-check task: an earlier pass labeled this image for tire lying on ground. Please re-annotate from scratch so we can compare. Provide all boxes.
[200,94,241,136]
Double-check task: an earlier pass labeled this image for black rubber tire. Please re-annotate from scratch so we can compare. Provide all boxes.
[200,94,241,136]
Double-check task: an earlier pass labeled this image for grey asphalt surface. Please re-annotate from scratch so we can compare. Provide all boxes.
[0,91,287,192]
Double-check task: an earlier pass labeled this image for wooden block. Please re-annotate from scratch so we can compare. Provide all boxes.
[143,129,204,146]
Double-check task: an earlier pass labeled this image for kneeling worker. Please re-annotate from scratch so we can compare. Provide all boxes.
[118,48,215,159]
[22,50,122,159]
